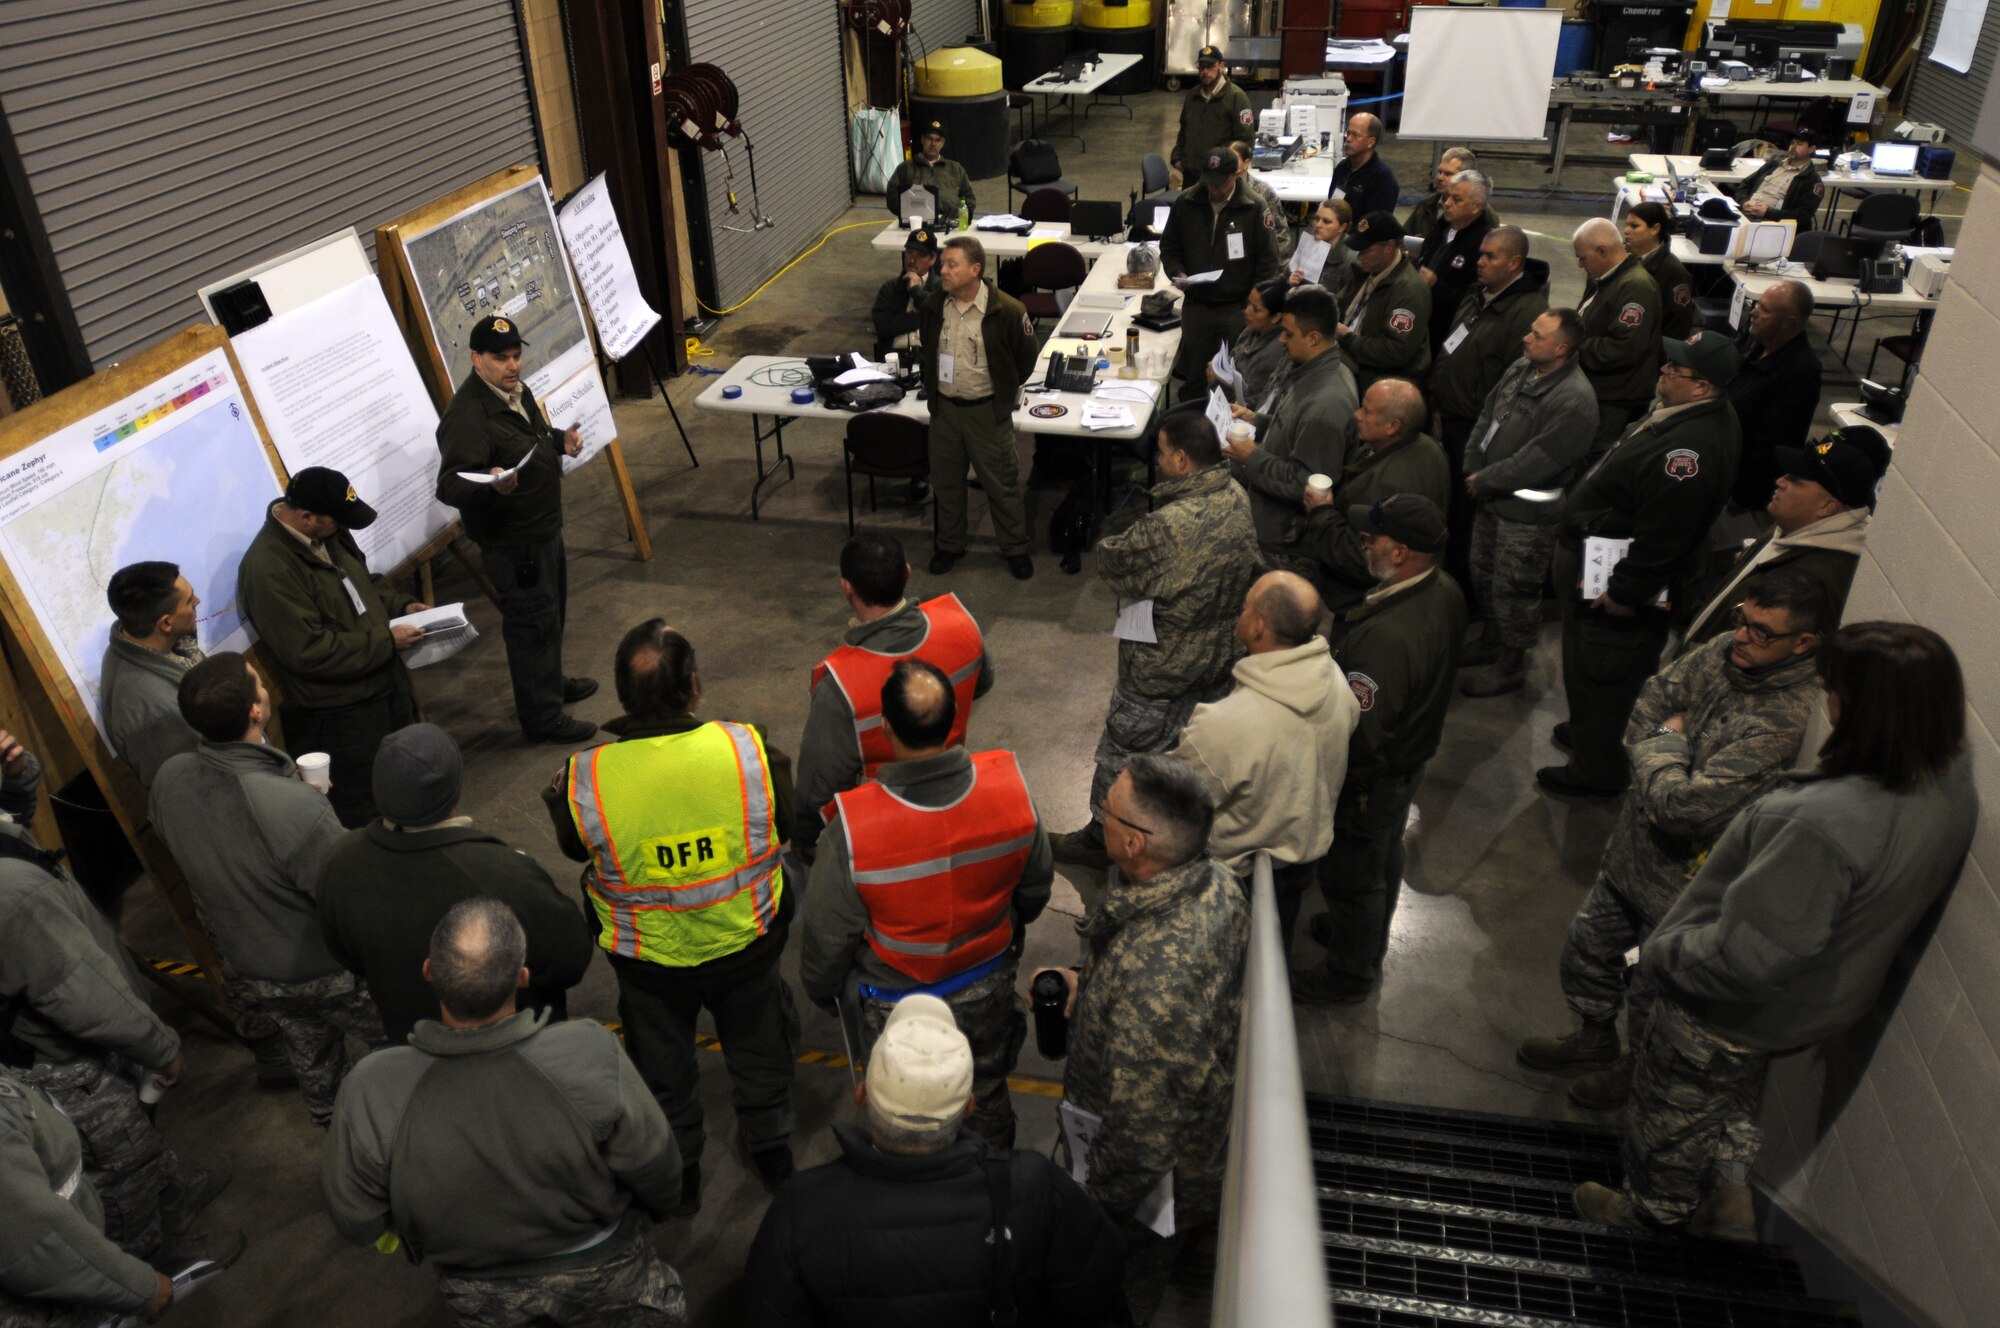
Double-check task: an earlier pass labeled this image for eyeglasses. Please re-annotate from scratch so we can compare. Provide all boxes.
[1658,364,1706,382]
[1731,604,1802,648]
[1095,800,1156,838]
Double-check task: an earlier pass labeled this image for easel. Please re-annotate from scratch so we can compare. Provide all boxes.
[374,164,653,563]
[0,326,302,1034]
[598,341,699,471]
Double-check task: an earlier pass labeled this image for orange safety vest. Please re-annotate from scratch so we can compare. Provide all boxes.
[810,595,984,779]
[829,750,1039,985]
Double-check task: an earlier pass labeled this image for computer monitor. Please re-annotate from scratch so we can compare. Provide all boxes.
[1069,199,1125,240]
[1870,141,1920,175]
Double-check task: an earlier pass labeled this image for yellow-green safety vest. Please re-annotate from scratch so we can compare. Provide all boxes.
[564,721,784,967]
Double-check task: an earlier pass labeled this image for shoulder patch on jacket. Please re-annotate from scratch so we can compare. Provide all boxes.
[1239,108,1254,125]
[1673,285,1692,306]
[1022,313,1035,336]
[1347,671,1379,711]
[1618,302,1646,327]
[1388,309,1416,334]
[1663,448,1700,480]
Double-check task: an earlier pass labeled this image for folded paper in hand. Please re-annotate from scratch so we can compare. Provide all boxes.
[392,603,480,670]
[1581,537,1671,607]
[455,446,536,485]
[1058,1100,1174,1236]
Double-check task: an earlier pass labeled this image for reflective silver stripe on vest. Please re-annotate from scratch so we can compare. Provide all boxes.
[855,714,883,732]
[947,658,980,685]
[56,1164,81,1201]
[717,721,775,860]
[570,755,641,957]
[583,873,643,958]
[850,830,1040,887]
[591,858,777,908]
[865,916,1010,957]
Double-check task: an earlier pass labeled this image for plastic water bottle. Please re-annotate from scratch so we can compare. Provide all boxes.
[956,198,970,233]
[1031,971,1070,1059]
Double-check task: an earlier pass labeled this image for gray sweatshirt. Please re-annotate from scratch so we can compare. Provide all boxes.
[1645,758,1978,1050]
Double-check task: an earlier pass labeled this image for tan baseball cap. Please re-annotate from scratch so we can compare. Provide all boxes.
[866,994,973,1128]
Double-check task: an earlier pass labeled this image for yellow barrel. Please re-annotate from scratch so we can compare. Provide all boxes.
[1005,0,1075,29]
[1079,0,1150,29]
[915,46,1004,98]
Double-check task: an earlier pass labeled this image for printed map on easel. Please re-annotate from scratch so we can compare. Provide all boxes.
[0,347,280,731]
[399,176,591,400]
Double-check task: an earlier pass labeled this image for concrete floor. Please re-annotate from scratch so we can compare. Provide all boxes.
[112,88,1970,1325]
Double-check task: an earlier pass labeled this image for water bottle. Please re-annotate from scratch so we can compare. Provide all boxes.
[957,198,970,233]
[1031,971,1070,1059]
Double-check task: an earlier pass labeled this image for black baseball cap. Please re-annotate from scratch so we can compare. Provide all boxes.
[921,119,946,137]
[1662,329,1741,388]
[1199,150,1237,185]
[1346,211,1405,251]
[904,228,939,255]
[1789,128,1818,146]
[469,314,526,354]
[1349,494,1446,554]
[1197,45,1225,66]
[1776,427,1891,509]
[285,466,378,530]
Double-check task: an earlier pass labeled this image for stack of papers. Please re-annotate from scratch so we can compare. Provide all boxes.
[1208,342,1246,399]
[975,214,1032,229]
[1289,234,1331,285]
[1080,401,1137,432]
[392,602,480,670]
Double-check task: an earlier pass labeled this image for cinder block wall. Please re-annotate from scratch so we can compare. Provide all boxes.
[1755,162,2000,1328]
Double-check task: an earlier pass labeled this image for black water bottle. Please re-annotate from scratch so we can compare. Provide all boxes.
[1031,971,1070,1060]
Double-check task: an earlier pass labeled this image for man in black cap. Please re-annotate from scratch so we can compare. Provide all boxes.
[885,120,974,221]
[1161,149,1281,403]
[1294,494,1465,1006]
[1678,426,1888,651]
[1334,211,1431,398]
[1326,113,1400,225]
[1731,132,1825,227]
[1542,331,1741,799]
[237,466,428,827]
[872,228,941,361]
[318,723,596,1045]
[1725,279,1820,515]
[1171,45,1253,178]
[434,314,595,745]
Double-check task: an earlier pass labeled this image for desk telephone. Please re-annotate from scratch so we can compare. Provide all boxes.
[1043,351,1100,394]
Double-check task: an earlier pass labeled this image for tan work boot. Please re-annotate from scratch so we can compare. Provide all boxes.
[1688,1184,1758,1244]
[1460,648,1527,697]
[1573,1181,1647,1230]
[1517,1020,1621,1073]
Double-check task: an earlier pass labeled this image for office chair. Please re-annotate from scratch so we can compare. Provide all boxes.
[841,413,935,537]
[1139,152,1171,196]
[1019,242,1089,331]
[1844,194,1922,245]
[1019,187,1073,224]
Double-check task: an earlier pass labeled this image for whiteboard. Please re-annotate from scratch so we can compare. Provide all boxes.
[196,230,373,323]
[1401,8,1564,142]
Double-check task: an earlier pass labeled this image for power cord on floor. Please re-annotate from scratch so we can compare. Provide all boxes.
[696,219,898,317]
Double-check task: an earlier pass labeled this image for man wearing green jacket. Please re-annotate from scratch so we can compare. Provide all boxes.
[884,120,975,221]
[1335,212,1431,397]
[151,653,384,1127]
[324,898,688,1325]
[919,236,1040,580]
[1161,151,1281,405]
[1570,218,1662,449]
[1170,45,1253,177]
[1294,496,1466,1006]
[97,561,202,794]
[434,314,596,745]
[1301,378,1452,612]
[236,466,427,827]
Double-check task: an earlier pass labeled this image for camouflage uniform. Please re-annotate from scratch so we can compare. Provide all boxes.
[1065,854,1249,1319]
[1620,996,1766,1225]
[15,1058,174,1262]
[858,966,1027,1149]
[434,1224,688,1328]
[1559,634,1818,1044]
[1469,512,1556,651]
[1087,465,1261,817]
[226,970,384,1127]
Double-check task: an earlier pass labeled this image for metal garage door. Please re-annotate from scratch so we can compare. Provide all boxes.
[0,0,541,373]
[1906,2,2000,144]
[912,0,984,51]
[679,0,853,310]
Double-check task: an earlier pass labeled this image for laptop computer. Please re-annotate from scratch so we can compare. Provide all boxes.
[1869,141,1920,176]
[1068,199,1125,240]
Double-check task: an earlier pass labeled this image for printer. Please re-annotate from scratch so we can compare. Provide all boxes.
[1703,19,1865,72]
[1907,252,1952,299]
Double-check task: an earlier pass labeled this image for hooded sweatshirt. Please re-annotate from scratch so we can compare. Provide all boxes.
[1679,506,1870,649]
[1173,638,1359,873]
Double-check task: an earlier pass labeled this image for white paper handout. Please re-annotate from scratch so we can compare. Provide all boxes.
[1207,342,1246,399]
[1580,536,1670,606]
[1181,269,1225,286]
[1289,234,1331,285]
[455,445,536,485]
[541,362,617,476]
[1058,1101,1175,1237]
[1080,402,1138,432]
[1112,598,1158,643]
[554,173,664,361]
[392,603,480,670]
[975,213,1032,229]
[1205,387,1235,443]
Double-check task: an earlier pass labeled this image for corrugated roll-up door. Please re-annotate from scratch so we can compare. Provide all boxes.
[912,0,984,50]
[1906,2,2000,144]
[0,0,539,370]
[682,0,852,309]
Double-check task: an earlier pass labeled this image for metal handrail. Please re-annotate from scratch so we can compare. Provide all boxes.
[1211,851,1333,1328]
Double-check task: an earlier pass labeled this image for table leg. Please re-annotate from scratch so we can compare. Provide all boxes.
[747,414,797,520]
[1552,107,1573,187]
[1084,90,1134,121]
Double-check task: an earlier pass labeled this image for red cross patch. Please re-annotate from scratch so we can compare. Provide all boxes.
[1239,108,1254,125]
[1388,309,1416,334]
[1673,285,1692,306]
[1618,302,1646,328]
[1664,448,1700,480]
[1347,671,1378,711]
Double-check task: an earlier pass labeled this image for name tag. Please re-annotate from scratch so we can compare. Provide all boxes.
[939,352,955,385]
[341,576,367,615]
[1331,187,1346,201]
[1226,231,1245,261]
[1442,322,1471,355]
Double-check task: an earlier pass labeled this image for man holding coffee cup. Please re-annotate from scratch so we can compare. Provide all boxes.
[152,653,385,1127]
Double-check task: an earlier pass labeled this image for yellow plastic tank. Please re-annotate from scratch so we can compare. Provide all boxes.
[1005,0,1075,29]
[1079,0,1150,29]
[915,47,1005,98]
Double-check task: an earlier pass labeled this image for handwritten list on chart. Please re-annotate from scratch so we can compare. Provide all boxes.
[556,173,663,362]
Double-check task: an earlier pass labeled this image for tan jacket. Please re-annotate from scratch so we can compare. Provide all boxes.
[1173,638,1359,872]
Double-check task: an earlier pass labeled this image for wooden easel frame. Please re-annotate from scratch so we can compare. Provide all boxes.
[0,325,301,1031]
[374,164,653,562]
